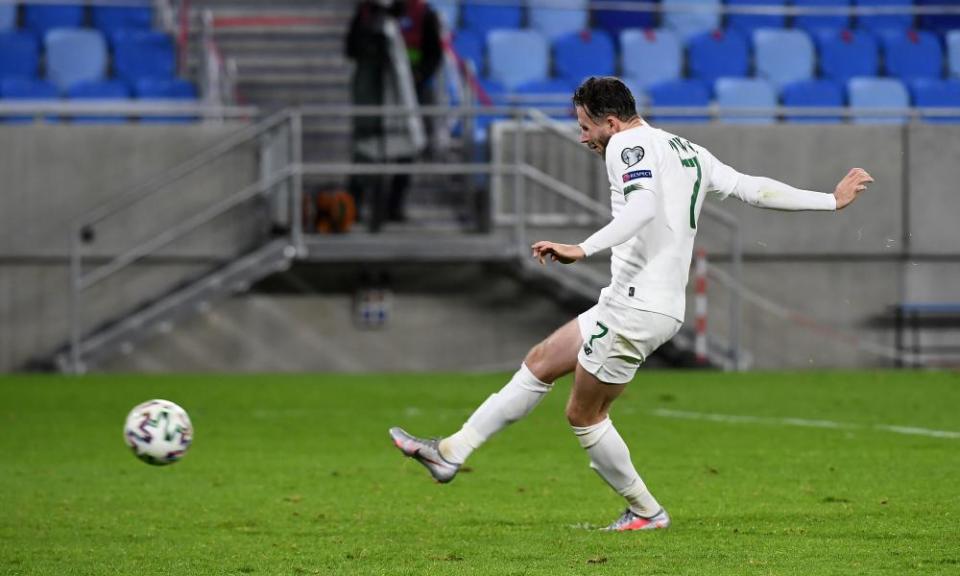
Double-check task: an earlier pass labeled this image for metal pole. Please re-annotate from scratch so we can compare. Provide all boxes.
[512,112,526,257]
[290,110,304,256]
[730,225,743,370]
[68,226,83,374]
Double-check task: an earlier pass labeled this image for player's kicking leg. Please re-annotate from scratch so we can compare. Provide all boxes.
[389,317,581,482]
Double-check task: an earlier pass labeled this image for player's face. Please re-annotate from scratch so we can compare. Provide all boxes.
[576,105,613,157]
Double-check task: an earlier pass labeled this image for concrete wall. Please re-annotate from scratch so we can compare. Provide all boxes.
[0,124,260,371]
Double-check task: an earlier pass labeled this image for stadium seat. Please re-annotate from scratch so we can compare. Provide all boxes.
[753,28,815,89]
[854,0,913,33]
[0,77,60,123]
[847,76,909,124]
[622,77,650,109]
[591,0,657,39]
[915,0,960,35]
[726,0,786,36]
[816,29,879,83]
[646,78,711,122]
[879,30,943,81]
[687,29,750,85]
[0,3,16,31]
[793,0,851,34]
[511,78,576,117]
[66,79,131,123]
[909,78,960,123]
[714,77,777,123]
[0,32,40,80]
[45,28,108,92]
[472,78,507,142]
[487,29,549,90]
[781,79,845,123]
[529,0,588,40]
[461,3,522,38]
[112,30,176,84]
[662,0,721,40]
[452,29,484,75]
[24,4,84,38]
[135,77,198,124]
[620,28,682,88]
[429,0,459,29]
[552,30,616,84]
[950,31,960,78]
[91,6,153,35]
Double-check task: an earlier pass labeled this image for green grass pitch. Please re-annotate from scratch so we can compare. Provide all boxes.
[2,371,958,575]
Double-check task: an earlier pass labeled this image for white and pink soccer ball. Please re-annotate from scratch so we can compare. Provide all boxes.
[124,399,193,466]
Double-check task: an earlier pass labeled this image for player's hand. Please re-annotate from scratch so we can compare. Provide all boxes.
[834,168,874,210]
[531,241,585,265]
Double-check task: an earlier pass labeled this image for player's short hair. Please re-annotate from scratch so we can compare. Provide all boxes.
[572,77,638,123]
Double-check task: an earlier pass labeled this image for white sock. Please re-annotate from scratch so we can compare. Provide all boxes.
[439,363,552,464]
[572,417,662,517]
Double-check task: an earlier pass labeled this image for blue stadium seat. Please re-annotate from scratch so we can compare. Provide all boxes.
[66,79,130,123]
[909,78,960,123]
[793,0,851,34]
[452,29,483,75]
[662,0,721,40]
[487,29,549,90]
[24,4,84,38]
[916,0,960,35]
[112,30,176,84]
[0,32,40,79]
[429,0,459,29]
[726,0,786,36]
[591,0,657,39]
[135,77,198,123]
[0,77,60,123]
[715,77,777,123]
[45,28,108,92]
[753,28,815,89]
[687,29,750,85]
[0,3,16,31]
[781,78,845,123]
[461,3,522,38]
[847,76,909,124]
[620,28,682,88]
[854,0,913,33]
[512,78,576,117]
[529,0,588,40]
[473,78,507,142]
[91,6,153,35]
[552,30,616,84]
[816,29,879,83]
[950,31,960,79]
[646,78,711,122]
[879,30,943,81]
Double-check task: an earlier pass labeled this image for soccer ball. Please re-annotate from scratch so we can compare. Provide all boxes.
[124,399,193,466]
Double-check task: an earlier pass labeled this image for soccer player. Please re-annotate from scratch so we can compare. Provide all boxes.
[389,76,873,531]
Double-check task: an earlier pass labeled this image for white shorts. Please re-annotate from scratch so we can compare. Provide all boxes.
[577,299,682,385]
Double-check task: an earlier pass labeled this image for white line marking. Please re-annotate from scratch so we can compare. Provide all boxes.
[651,409,960,440]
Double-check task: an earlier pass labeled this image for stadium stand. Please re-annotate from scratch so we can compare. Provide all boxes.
[452,28,484,74]
[916,0,960,34]
[753,28,815,89]
[781,78,845,123]
[591,0,657,39]
[24,3,84,38]
[111,30,176,84]
[620,28,683,88]
[854,0,914,32]
[487,29,549,89]
[552,30,616,84]
[513,77,576,117]
[429,0,460,29]
[950,31,960,78]
[646,78,712,122]
[461,3,522,37]
[726,0,786,36]
[67,79,130,123]
[879,29,943,81]
[0,77,59,123]
[816,29,880,83]
[45,28,108,92]
[662,0,722,40]
[715,76,778,123]
[528,0,588,40]
[793,0,851,34]
[91,5,153,35]
[0,31,39,79]
[687,29,750,85]
[847,76,910,123]
[0,3,16,31]
[909,78,960,123]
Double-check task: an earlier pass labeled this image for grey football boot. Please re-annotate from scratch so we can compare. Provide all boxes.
[389,427,460,483]
[602,508,671,532]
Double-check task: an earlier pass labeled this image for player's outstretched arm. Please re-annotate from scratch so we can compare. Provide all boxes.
[531,241,585,265]
[834,168,874,210]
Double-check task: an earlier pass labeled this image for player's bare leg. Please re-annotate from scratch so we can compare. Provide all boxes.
[567,364,669,531]
[390,318,581,482]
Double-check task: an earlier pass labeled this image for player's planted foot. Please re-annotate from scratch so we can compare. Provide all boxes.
[603,508,671,531]
[389,427,460,483]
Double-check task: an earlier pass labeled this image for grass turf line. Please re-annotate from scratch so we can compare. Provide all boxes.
[1,372,958,575]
